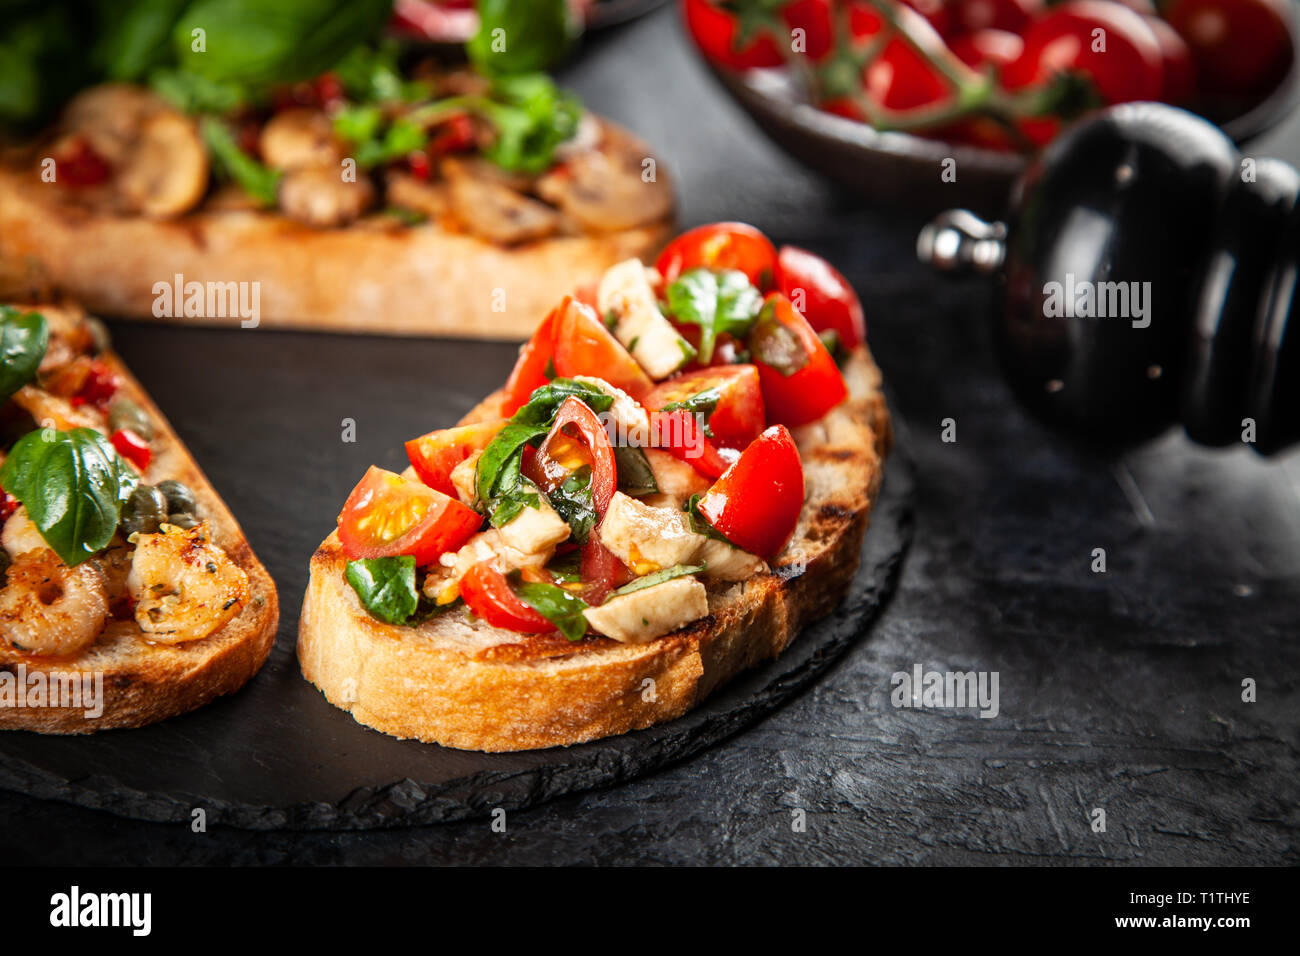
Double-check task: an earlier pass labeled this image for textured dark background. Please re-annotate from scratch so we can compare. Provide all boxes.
[2,5,1298,865]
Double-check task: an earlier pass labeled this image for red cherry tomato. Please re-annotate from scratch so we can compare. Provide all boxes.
[901,0,955,37]
[776,245,866,350]
[405,419,506,497]
[110,428,152,472]
[523,396,617,516]
[952,0,1042,35]
[656,222,779,291]
[0,491,17,526]
[648,407,731,479]
[580,536,632,606]
[645,364,766,451]
[1145,15,1196,105]
[863,11,952,112]
[1003,1,1165,105]
[697,425,805,560]
[501,303,562,417]
[681,0,784,69]
[338,466,482,566]
[428,112,475,155]
[460,560,554,634]
[552,297,655,402]
[55,137,111,187]
[748,294,849,427]
[1165,0,1293,99]
[950,28,1026,72]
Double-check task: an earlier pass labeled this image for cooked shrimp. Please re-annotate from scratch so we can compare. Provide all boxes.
[127,522,248,643]
[2,506,47,560]
[0,549,109,656]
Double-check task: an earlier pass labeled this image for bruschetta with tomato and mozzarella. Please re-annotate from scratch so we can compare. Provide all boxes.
[0,52,673,337]
[0,302,278,733]
[298,223,890,751]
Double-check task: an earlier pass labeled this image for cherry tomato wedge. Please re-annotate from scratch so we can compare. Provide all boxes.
[645,364,766,451]
[747,293,849,427]
[776,246,866,350]
[649,407,731,479]
[338,466,482,566]
[681,0,785,69]
[459,560,553,634]
[523,396,617,516]
[501,303,562,417]
[697,425,805,560]
[110,428,152,472]
[581,536,633,606]
[552,297,655,402]
[405,420,506,497]
[656,222,779,291]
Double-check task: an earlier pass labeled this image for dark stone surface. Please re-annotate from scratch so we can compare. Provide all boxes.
[1,6,1298,864]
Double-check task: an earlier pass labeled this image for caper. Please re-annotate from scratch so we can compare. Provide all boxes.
[107,398,154,440]
[155,479,198,516]
[121,484,167,537]
[166,512,199,530]
[84,316,112,354]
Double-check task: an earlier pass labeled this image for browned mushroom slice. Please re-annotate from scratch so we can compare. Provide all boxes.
[60,84,169,164]
[385,171,449,221]
[535,125,674,233]
[278,163,376,228]
[442,157,560,245]
[258,108,342,171]
[116,111,210,218]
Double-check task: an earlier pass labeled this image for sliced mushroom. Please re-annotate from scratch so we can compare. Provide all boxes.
[385,171,449,220]
[278,162,376,228]
[258,108,342,171]
[442,157,560,245]
[115,110,210,218]
[535,124,674,233]
[60,84,169,164]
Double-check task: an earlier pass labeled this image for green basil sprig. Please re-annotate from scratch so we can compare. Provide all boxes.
[547,466,595,544]
[613,564,704,598]
[613,445,658,496]
[200,117,281,206]
[659,386,722,439]
[0,305,49,403]
[515,580,588,641]
[0,427,137,566]
[665,268,763,365]
[345,555,419,625]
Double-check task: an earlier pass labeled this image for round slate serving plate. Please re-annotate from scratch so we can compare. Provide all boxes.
[0,451,912,831]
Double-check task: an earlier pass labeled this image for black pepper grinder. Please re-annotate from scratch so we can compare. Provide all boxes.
[918,102,1297,455]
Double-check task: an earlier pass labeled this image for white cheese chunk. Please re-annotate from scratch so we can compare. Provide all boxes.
[597,258,693,380]
[497,495,571,558]
[597,491,767,582]
[583,575,708,643]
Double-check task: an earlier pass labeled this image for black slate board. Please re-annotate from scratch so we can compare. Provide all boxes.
[0,439,911,830]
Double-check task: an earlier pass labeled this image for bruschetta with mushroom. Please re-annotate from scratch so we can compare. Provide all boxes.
[0,302,278,732]
[298,223,891,751]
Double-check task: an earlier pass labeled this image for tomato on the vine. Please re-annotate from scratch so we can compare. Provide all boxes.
[656,221,778,290]
[1165,0,1293,99]
[951,0,1043,36]
[681,0,784,69]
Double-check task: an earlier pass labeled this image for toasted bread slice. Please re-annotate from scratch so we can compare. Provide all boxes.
[298,347,890,751]
[0,121,672,339]
[0,321,279,733]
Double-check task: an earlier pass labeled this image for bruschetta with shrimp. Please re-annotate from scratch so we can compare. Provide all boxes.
[298,223,890,751]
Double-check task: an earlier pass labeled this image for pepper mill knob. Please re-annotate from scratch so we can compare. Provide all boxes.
[922,102,1298,455]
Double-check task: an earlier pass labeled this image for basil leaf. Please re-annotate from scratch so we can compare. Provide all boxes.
[510,377,613,426]
[613,445,658,496]
[0,305,49,403]
[666,268,763,364]
[749,298,811,377]
[468,0,578,77]
[335,104,427,169]
[345,555,418,626]
[201,117,280,206]
[685,493,737,548]
[547,466,595,544]
[613,564,704,598]
[659,386,722,439]
[515,580,589,641]
[475,420,546,503]
[0,427,126,567]
[93,0,190,81]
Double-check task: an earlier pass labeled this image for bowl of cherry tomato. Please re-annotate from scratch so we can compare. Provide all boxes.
[683,0,1299,216]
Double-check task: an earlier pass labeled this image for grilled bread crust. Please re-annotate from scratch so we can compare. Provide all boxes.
[0,348,279,733]
[298,347,890,751]
[0,122,672,339]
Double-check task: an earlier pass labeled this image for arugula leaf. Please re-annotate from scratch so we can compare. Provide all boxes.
[613,564,704,597]
[659,386,721,439]
[547,466,595,544]
[345,555,419,626]
[749,298,811,377]
[467,0,578,77]
[200,117,281,206]
[0,305,48,402]
[613,445,658,496]
[0,427,129,567]
[514,580,589,641]
[665,268,763,364]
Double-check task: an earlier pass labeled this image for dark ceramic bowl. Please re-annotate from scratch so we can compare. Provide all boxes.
[703,47,1300,220]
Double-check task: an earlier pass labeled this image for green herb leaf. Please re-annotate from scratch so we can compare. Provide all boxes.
[475,420,547,504]
[748,298,811,377]
[547,466,595,544]
[471,73,581,174]
[93,0,191,82]
[0,305,49,403]
[515,580,589,641]
[659,386,722,439]
[200,117,281,206]
[468,0,579,77]
[665,268,763,364]
[613,564,704,597]
[510,377,613,426]
[345,555,419,625]
[0,427,128,566]
[685,493,736,547]
[613,445,659,496]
